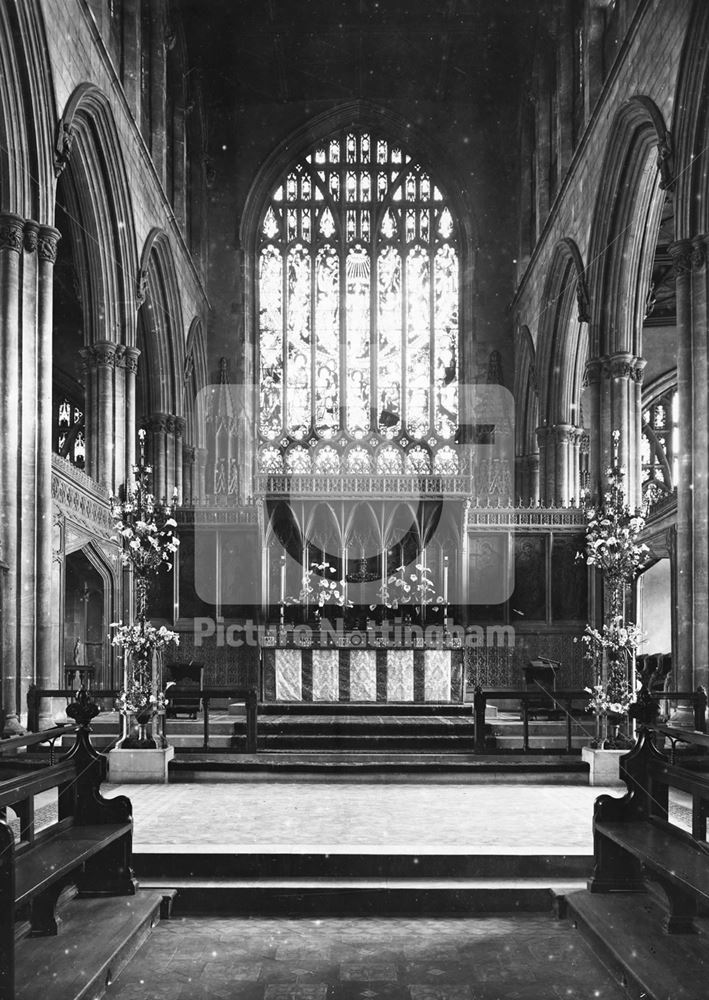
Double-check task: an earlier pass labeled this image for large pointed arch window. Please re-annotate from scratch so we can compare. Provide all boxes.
[257,130,460,476]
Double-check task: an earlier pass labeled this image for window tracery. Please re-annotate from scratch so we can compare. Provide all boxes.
[257,129,459,477]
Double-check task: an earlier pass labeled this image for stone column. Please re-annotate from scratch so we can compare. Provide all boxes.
[122,346,140,482]
[19,224,39,724]
[527,452,540,504]
[669,239,693,715]
[553,424,574,506]
[0,214,25,732]
[174,417,185,502]
[147,413,168,500]
[35,226,61,727]
[535,426,551,504]
[165,415,176,502]
[113,347,127,492]
[584,358,603,497]
[691,237,709,694]
[182,445,196,505]
[195,446,208,504]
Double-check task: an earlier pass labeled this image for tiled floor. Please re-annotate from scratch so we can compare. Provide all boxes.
[105,914,625,1000]
[104,782,617,852]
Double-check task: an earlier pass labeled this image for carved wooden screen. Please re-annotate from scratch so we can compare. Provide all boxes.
[257,129,460,477]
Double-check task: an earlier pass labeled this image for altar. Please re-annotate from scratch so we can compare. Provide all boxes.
[262,643,464,703]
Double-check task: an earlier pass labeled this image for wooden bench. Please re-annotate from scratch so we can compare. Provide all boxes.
[0,722,136,1000]
[589,725,709,933]
[165,662,203,719]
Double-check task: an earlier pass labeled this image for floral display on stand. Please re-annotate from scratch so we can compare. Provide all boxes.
[578,430,649,747]
[110,429,180,746]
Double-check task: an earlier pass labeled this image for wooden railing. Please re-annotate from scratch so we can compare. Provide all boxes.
[472,686,591,753]
[25,685,259,754]
[201,688,258,753]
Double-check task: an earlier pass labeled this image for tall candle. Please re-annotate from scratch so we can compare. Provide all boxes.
[280,554,286,604]
[443,555,449,604]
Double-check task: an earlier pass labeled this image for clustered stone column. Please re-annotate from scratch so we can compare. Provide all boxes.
[534,423,585,506]
[583,353,646,508]
[144,412,184,502]
[0,214,60,732]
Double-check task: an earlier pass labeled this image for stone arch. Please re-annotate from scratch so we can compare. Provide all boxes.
[585,96,672,502]
[137,227,184,416]
[55,83,138,345]
[537,238,589,427]
[513,324,540,502]
[136,228,185,502]
[0,0,55,221]
[587,96,671,360]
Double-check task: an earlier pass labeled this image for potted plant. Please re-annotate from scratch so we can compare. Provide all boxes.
[372,562,444,623]
[287,560,352,625]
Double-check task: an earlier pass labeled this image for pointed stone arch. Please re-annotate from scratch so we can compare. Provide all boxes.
[585,95,671,503]
[136,228,185,502]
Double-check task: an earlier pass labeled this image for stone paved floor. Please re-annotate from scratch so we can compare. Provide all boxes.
[105,914,625,1000]
[104,782,618,852]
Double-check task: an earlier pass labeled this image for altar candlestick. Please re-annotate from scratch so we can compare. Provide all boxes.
[280,554,286,606]
[443,555,449,604]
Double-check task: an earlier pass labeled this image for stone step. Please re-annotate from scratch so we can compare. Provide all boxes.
[133,849,592,881]
[135,877,587,915]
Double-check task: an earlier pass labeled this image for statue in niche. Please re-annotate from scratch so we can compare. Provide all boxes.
[228,458,238,495]
[214,458,226,495]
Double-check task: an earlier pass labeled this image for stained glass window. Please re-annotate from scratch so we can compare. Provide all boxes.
[257,129,459,475]
[54,395,85,469]
[641,386,678,505]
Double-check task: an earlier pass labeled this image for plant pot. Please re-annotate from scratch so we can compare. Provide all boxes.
[582,746,626,786]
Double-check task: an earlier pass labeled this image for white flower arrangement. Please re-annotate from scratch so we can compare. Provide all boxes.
[116,679,169,717]
[373,564,444,610]
[584,679,635,717]
[110,430,179,580]
[579,431,649,586]
[288,560,353,609]
[111,620,180,658]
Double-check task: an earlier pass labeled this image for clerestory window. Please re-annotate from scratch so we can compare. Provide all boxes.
[257,129,460,477]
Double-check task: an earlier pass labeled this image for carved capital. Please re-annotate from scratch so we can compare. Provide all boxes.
[535,425,551,447]
[0,213,25,254]
[183,445,197,464]
[174,416,185,438]
[553,423,575,445]
[631,356,647,384]
[669,239,693,278]
[120,346,141,375]
[37,226,61,263]
[584,357,605,386]
[146,412,169,434]
[609,352,636,380]
[90,341,118,369]
[54,120,75,177]
[23,220,39,253]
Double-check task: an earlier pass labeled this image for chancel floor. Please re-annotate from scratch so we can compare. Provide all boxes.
[103,913,626,1000]
[104,782,615,852]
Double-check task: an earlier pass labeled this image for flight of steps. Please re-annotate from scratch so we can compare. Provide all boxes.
[133,847,589,917]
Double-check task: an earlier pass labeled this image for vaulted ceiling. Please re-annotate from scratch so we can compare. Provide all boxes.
[179,0,538,111]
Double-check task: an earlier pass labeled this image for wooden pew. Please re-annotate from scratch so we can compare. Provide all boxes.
[588,725,709,933]
[0,722,136,1000]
